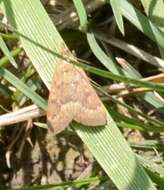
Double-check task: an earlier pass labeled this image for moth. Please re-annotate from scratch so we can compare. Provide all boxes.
[47,49,106,134]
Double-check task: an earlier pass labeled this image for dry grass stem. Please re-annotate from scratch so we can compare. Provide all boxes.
[0,104,45,127]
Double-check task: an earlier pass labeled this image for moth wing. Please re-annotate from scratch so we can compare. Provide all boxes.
[47,100,80,134]
[47,63,81,134]
[73,68,106,126]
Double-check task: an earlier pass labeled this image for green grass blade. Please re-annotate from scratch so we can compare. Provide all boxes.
[0,67,47,111]
[0,47,22,67]
[87,32,122,74]
[109,0,124,35]
[141,0,164,32]
[141,0,164,59]
[75,60,164,94]
[138,155,164,179]
[73,0,88,32]
[120,0,164,49]
[7,176,107,190]
[1,0,65,89]
[131,140,164,151]
[146,169,164,189]
[0,35,18,68]
[109,109,164,132]
[1,0,156,189]
[75,121,156,190]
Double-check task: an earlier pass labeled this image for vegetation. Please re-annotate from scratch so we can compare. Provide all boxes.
[0,0,163,189]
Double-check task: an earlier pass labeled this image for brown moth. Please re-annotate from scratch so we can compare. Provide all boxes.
[47,48,106,134]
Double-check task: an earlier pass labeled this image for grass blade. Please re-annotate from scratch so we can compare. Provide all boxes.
[0,67,47,111]
[73,0,88,32]
[109,0,124,35]
[0,35,18,68]
[120,0,164,49]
